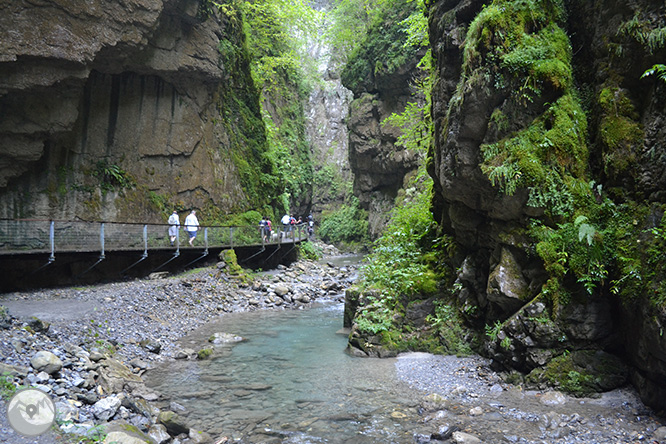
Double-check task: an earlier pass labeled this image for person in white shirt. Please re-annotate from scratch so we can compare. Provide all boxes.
[167,210,180,246]
[184,210,200,246]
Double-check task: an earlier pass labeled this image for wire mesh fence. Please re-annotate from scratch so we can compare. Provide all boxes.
[0,219,305,255]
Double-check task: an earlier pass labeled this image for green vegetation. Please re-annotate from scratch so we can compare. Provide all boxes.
[297,241,321,261]
[352,179,438,337]
[350,168,472,354]
[0,373,19,399]
[92,160,135,193]
[642,64,666,84]
[338,0,422,94]
[197,347,214,360]
[598,86,643,179]
[239,0,319,211]
[318,197,369,249]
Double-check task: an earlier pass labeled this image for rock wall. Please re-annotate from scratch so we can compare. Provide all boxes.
[306,65,354,221]
[347,85,422,238]
[428,0,666,409]
[342,3,424,238]
[0,0,262,222]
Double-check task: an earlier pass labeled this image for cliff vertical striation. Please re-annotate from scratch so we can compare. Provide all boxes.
[0,0,275,222]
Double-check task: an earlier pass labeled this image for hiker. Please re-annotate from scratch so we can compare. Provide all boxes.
[184,210,200,246]
[167,210,180,246]
[266,218,273,241]
[259,217,269,242]
[281,213,290,238]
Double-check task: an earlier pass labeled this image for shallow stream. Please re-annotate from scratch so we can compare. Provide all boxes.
[145,301,663,443]
[145,302,423,442]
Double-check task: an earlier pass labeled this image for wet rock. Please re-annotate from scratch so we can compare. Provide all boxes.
[104,421,154,444]
[189,428,213,443]
[93,395,122,421]
[452,431,482,443]
[540,391,567,406]
[209,332,244,344]
[148,424,171,444]
[158,410,190,436]
[30,350,63,374]
[174,348,193,359]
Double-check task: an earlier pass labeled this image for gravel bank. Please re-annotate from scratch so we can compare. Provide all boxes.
[0,248,355,443]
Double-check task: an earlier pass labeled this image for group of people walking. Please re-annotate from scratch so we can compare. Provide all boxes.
[167,210,199,247]
[167,210,313,247]
[260,213,314,242]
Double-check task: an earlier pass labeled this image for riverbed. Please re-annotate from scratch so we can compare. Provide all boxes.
[145,301,665,444]
[0,253,664,443]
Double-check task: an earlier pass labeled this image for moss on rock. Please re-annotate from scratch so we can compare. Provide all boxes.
[526,350,628,396]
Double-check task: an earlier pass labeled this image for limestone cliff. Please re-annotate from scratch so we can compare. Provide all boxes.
[428,0,666,409]
[342,2,423,238]
[0,0,277,223]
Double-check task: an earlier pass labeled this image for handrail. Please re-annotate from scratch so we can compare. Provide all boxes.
[0,218,310,256]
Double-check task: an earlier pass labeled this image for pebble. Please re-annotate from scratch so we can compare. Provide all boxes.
[0,244,354,444]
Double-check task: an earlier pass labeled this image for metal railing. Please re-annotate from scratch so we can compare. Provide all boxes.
[0,219,307,257]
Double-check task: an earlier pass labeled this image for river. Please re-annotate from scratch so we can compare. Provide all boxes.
[144,299,663,444]
[144,301,424,442]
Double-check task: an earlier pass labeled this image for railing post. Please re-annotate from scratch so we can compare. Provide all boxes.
[49,220,55,263]
[230,227,234,248]
[143,224,148,256]
[100,223,105,259]
[204,227,209,254]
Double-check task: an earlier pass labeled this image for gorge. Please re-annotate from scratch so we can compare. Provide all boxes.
[1,0,666,442]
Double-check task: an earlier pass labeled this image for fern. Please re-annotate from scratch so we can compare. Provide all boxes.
[642,64,666,84]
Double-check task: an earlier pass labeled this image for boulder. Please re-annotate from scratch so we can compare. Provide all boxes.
[452,431,482,444]
[274,285,290,296]
[26,316,49,332]
[97,358,143,393]
[148,424,171,444]
[93,396,122,421]
[30,350,63,374]
[189,428,213,443]
[486,248,529,315]
[209,332,244,344]
[140,340,162,354]
[158,410,190,436]
[103,421,154,444]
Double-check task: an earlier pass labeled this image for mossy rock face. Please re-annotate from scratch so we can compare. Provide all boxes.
[526,350,628,396]
[219,249,251,284]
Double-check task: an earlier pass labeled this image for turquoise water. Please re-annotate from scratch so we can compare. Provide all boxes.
[145,303,421,443]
